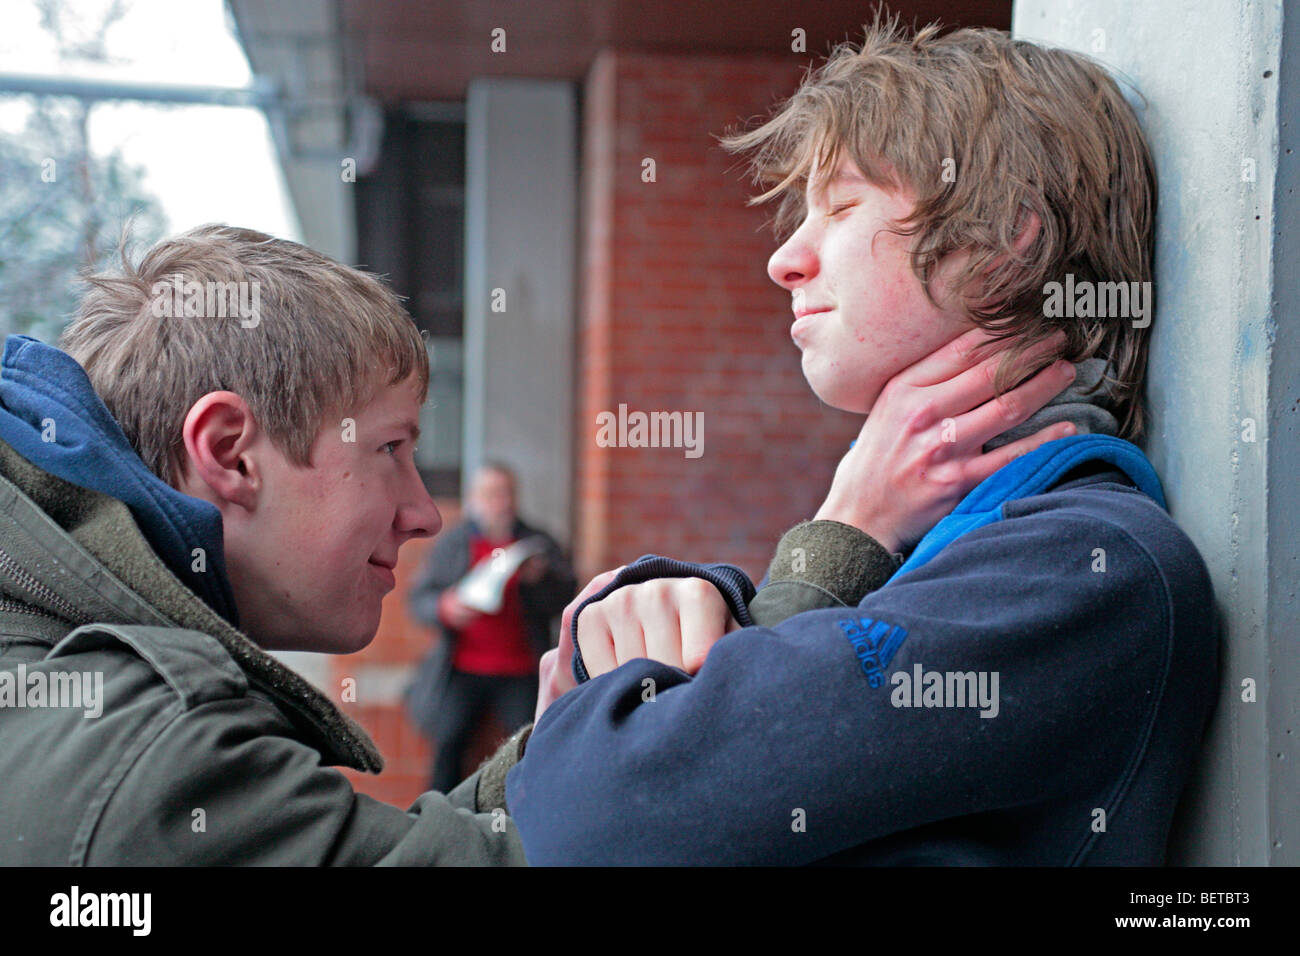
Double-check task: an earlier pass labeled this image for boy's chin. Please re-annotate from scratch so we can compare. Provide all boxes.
[319,624,379,655]
[805,371,878,416]
[264,620,378,655]
[320,636,376,655]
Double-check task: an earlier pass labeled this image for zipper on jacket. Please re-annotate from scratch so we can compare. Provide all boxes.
[0,596,64,621]
[0,548,92,626]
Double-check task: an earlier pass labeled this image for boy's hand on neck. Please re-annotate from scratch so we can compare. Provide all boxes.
[815,328,1077,553]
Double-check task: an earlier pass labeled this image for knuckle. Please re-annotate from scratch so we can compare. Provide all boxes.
[997,394,1022,422]
[920,434,949,462]
[648,579,676,606]
[905,398,938,433]
[685,577,716,600]
[937,465,968,493]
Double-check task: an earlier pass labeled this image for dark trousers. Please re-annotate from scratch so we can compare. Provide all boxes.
[431,669,537,793]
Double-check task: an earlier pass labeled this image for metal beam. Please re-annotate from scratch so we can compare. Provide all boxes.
[0,72,280,109]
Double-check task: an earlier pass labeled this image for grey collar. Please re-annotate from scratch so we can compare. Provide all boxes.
[982,357,1120,453]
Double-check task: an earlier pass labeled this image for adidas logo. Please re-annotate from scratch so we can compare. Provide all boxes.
[837,617,909,688]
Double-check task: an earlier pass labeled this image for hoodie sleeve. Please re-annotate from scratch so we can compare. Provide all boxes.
[568,520,901,680]
[506,495,1215,865]
[568,555,758,682]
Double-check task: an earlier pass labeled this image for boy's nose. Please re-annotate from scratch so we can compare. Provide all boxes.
[767,230,818,289]
[418,496,443,539]
[401,482,442,540]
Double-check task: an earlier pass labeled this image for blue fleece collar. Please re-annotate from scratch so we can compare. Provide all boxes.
[0,335,240,626]
[888,433,1166,584]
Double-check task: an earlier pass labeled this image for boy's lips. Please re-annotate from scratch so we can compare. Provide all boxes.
[791,307,831,343]
[368,557,397,591]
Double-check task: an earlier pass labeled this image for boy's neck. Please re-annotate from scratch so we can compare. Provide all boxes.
[982,357,1120,452]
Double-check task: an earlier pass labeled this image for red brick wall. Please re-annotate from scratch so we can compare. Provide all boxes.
[576,50,863,584]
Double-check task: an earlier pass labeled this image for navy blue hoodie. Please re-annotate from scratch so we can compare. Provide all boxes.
[0,335,239,625]
[506,434,1219,865]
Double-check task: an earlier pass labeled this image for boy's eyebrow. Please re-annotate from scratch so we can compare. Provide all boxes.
[808,165,868,198]
[829,167,868,184]
[381,419,422,442]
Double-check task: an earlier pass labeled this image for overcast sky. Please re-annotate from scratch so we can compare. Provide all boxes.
[0,0,300,240]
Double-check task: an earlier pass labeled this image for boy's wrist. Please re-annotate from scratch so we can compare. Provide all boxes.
[762,518,901,610]
[812,499,902,555]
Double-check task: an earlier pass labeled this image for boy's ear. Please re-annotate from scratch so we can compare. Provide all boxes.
[933,208,1044,314]
[955,207,1044,318]
[178,391,260,511]
[980,206,1043,284]
[1008,207,1042,258]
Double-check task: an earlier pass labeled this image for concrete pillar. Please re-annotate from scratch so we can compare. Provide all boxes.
[281,157,355,266]
[1013,0,1296,865]
[463,78,577,544]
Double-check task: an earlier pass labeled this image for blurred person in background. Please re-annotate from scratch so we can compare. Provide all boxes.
[408,462,574,792]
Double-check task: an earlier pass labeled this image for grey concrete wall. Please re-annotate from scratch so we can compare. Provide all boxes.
[1012,0,1294,864]
[1266,0,1300,868]
[282,157,355,265]
[229,0,358,264]
[463,79,577,544]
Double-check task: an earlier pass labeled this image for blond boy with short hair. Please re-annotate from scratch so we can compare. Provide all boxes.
[0,225,527,865]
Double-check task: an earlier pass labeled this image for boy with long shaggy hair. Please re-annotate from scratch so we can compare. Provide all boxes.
[508,16,1217,865]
